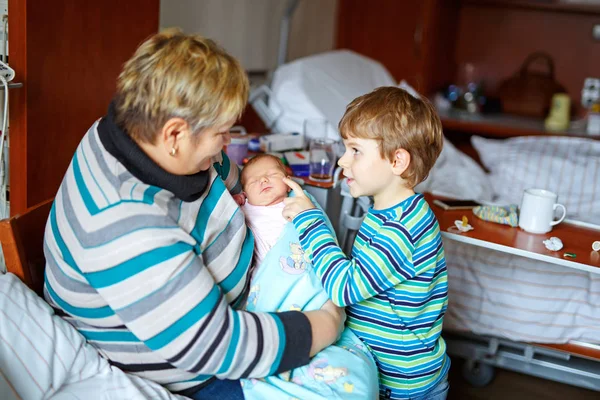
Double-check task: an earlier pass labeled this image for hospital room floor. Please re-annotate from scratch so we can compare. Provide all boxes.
[448,358,599,399]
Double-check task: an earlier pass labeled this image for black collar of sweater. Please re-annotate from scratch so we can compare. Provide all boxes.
[97,102,209,202]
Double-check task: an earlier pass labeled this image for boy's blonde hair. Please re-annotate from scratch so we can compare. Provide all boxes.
[241,154,287,187]
[115,28,249,143]
[339,86,443,188]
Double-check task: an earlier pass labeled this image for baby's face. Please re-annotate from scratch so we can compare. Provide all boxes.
[242,158,289,206]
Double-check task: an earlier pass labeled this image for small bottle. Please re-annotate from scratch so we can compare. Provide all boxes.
[587,103,600,136]
[545,93,571,132]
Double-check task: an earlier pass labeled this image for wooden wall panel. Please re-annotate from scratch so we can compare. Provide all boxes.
[336,0,426,91]
[7,0,27,216]
[8,0,159,215]
[421,0,460,96]
[455,4,600,110]
[335,0,459,95]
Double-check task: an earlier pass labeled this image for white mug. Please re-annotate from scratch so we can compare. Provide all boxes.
[518,188,567,234]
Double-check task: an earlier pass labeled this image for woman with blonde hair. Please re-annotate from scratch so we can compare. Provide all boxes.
[43,29,344,400]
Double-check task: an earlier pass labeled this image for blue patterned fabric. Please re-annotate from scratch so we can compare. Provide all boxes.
[242,208,379,400]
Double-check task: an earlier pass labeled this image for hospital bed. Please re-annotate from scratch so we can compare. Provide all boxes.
[250,42,600,391]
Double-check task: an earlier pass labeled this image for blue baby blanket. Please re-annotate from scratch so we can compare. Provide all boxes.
[241,197,379,400]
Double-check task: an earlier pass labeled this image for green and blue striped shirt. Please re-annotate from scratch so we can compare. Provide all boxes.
[293,194,450,399]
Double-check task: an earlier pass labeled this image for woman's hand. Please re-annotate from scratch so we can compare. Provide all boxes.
[282,177,316,222]
[304,300,346,356]
[320,300,346,341]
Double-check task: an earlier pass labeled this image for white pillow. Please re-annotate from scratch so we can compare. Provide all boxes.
[0,273,188,400]
[415,138,494,202]
[269,49,397,141]
[472,135,600,224]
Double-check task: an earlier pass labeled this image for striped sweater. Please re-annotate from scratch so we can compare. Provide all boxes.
[43,111,311,394]
[293,194,450,399]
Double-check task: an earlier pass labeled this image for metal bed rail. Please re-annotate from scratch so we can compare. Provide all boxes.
[445,330,600,391]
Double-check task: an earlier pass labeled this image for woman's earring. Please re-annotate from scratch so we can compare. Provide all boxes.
[170,147,177,157]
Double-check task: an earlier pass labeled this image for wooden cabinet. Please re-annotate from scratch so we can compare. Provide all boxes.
[335,0,600,156]
[8,0,159,215]
[336,0,460,96]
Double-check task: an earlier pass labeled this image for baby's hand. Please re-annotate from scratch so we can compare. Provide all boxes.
[233,193,246,206]
[282,177,315,221]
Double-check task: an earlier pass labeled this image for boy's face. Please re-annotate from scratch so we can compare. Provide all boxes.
[338,136,401,207]
[242,157,289,206]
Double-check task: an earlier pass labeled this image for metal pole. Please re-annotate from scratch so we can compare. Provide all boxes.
[277,0,300,68]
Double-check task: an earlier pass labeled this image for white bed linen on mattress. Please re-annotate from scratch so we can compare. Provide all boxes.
[0,273,188,400]
[439,135,600,344]
[415,139,494,202]
[443,241,600,343]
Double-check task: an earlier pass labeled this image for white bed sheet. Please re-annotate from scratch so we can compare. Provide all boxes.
[443,240,600,344]
[0,273,188,400]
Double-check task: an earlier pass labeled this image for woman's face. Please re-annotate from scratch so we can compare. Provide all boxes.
[142,118,236,176]
[138,118,235,175]
[177,120,235,174]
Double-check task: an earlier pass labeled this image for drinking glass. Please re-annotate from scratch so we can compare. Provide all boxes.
[309,138,336,182]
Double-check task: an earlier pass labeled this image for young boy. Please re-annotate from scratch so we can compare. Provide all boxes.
[282,87,450,400]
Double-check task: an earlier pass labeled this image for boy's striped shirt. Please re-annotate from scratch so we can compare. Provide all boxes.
[43,120,311,394]
[293,194,450,399]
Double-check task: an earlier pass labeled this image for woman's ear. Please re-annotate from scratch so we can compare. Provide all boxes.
[160,117,191,155]
[391,148,410,176]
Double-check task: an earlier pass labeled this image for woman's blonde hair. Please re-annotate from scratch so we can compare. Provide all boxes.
[339,86,443,188]
[115,28,249,143]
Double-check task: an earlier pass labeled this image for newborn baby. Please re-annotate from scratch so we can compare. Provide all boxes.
[240,154,291,268]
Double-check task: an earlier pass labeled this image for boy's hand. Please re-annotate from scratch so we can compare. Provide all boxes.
[282,177,316,221]
[232,193,246,206]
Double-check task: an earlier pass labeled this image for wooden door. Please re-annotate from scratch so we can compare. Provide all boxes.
[335,0,459,95]
[336,0,427,90]
[8,0,159,215]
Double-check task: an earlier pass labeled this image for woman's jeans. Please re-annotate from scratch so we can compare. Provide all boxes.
[189,379,244,400]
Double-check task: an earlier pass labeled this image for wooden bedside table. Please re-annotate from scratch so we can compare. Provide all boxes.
[424,193,600,274]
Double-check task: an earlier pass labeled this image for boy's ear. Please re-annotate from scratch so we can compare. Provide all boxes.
[391,148,410,176]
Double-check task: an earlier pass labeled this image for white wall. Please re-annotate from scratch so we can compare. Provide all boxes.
[159,0,338,72]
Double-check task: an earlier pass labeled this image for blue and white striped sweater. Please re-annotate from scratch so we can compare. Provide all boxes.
[43,120,311,393]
